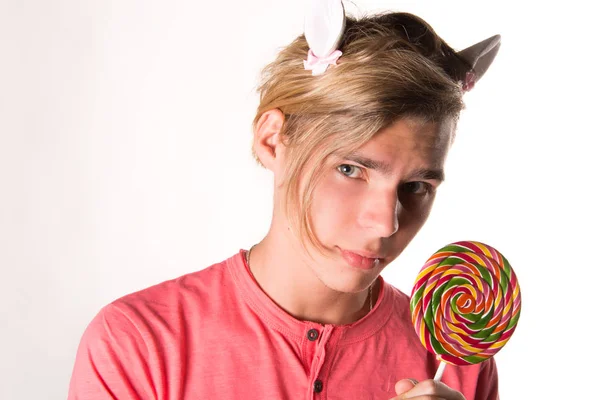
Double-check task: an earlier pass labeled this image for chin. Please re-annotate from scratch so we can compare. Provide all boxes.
[313,257,381,294]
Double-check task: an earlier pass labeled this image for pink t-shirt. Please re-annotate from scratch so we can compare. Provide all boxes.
[68,250,499,399]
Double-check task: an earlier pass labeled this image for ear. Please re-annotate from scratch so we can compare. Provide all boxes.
[458,34,501,91]
[253,109,286,174]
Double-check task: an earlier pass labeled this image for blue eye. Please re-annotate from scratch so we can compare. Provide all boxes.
[400,182,432,195]
[337,164,361,178]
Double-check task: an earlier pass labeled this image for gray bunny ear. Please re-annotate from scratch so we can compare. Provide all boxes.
[458,34,501,91]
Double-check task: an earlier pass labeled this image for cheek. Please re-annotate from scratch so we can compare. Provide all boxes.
[400,195,435,221]
[398,198,435,233]
[391,194,437,247]
[309,174,360,239]
[384,204,435,261]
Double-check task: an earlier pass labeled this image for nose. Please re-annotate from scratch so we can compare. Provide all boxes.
[357,191,400,238]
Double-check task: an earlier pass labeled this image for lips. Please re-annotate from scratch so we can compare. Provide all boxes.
[338,247,383,270]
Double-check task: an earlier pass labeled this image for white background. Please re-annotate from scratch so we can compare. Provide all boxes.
[1,0,598,398]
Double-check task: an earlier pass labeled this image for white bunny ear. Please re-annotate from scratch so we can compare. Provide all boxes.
[303,0,346,75]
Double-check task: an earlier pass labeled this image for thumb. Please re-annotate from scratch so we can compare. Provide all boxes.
[395,378,418,395]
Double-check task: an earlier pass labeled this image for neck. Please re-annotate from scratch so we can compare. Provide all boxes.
[247,221,377,325]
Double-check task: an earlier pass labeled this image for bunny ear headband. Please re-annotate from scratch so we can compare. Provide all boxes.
[303,0,501,92]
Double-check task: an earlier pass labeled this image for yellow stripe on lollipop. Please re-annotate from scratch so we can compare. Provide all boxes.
[447,333,480,353]
[489,339,508,349]
[474,242,494,259]
[445,321,470,336]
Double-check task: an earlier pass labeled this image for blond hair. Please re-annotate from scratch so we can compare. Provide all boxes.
[252,12,470,254]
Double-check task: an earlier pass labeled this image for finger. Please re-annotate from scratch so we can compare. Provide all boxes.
[398,379,465,400]
[394,378,418,395]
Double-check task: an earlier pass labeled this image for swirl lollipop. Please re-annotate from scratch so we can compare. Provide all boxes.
[410,241,521,380]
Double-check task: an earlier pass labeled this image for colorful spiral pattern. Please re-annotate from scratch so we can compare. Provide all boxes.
[410,241,521,366]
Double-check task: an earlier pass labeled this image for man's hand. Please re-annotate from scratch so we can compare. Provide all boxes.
[390,378,466,400]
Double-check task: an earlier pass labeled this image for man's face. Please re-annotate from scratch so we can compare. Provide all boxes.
[304,117,454,294]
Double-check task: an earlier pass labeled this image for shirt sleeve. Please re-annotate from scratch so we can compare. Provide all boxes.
[67,304,156,400]
[474,358,499,400]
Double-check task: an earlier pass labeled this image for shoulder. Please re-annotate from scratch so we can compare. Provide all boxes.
[115,256,236,328]
[85,252,241,343]
[69,252,244,398]
[384,280,412,316]
[380,279,422,336]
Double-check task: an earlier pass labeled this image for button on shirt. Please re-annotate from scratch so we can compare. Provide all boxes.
[313,379,324,393]
[68,250,499,400]
[307,328,319,341]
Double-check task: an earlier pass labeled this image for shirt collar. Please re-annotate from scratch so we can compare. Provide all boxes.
[227,249,395,343]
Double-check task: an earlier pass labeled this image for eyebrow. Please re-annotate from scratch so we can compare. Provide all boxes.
[346,154,394,176]
[344,153,445,182]
[410,167,446,183]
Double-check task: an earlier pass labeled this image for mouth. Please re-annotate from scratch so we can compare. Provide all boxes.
[337,247,384,270]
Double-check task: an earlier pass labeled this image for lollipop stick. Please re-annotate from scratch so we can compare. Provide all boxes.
[433,361,446,381]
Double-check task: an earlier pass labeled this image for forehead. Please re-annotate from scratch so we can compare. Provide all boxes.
[354,117,454,165]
